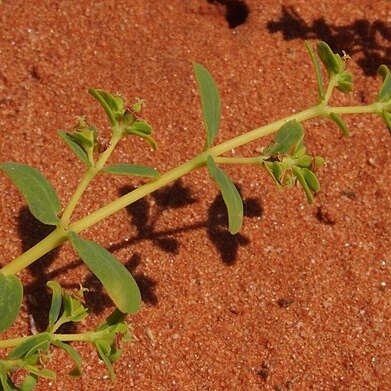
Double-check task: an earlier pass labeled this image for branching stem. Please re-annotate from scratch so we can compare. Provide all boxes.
[0,101,386,277]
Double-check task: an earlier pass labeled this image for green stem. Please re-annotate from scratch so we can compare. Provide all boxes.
[60,132,121,227]
[214,156,264,165]
[0,227,66,276]
[0,331,95,350]
[0,102,383,276]
[324,74,337,103]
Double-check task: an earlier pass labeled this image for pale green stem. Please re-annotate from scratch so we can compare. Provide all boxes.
[0,331,96,349]
[214,156,264,165]
[0,101,384,276]
[323,74,337,104]
[60,132,121,227]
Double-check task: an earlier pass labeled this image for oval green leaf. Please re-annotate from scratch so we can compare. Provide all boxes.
[207,156,243,234]
[317,41,343,75]
[263,120,304,156]
[88,88,117,126]
[58,131,91,166]
[0,162,61,225]
[0,273,23,333]
[69,232,141,314]
[102,164,160,178]
[302,168,320,193]
[193,63,221,148]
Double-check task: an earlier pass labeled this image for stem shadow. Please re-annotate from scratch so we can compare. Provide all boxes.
[267,6,391,76]
[17,207,65,332]
[113,179,263,266]
[18,179,263,318]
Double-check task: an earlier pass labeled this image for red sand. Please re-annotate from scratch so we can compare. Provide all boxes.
[0,1,390,390]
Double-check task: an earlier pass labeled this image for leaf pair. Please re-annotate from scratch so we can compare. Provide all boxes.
[58,121,98,167]
[123,119,157,150]
[306,41,353,100]
[88,89,125,127]
[194,63,243,234]
[2,333,55,390]
[93,310,130,380]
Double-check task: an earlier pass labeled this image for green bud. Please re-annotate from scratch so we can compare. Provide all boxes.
[336,71,353,93]
[295,155,312,168]
[314,156,326,167]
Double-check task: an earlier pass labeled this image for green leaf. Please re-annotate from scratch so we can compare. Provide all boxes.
[124,128,158,150]
[292,166,314,204]
[329,112,350,137]
[58,131,91,166]
[95,343,115,381]
[272,162,285,182]
[193,63,221,148]
[8,334,51,360]
[263,162,282,190]
[24,340,50,359]
[0,366,12,391]
[18,374,38,391]
[102,164,160,178]
[0,163,61,225]
[381,110,391,135]
[62,293,89,323]
[302,168,320,192]
[89,89,121,126]
[317,41,343,75]
[46,281,62,331]
[304,41,325,100]
[53,341,83,377]
[129,121,153,135]
[22,365,55,380]
[0,273,23,333]
[69,232,141,314]
[206,156,243,234]
[263,120,304,156]
[377,65,391,102]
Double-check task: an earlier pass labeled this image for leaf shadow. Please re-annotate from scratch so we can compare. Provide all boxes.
[267,5,391,76]
[17,207,65,332]
[112,179,263,266]
[17,179,263,319]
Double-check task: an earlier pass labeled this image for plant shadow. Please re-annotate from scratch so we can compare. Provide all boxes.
[17,207,63,332]
[267,6,391,76]
[18,179,263,319]
[113,179,263,266]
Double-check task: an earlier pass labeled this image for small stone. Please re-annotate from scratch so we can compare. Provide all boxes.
[277,297,294,308]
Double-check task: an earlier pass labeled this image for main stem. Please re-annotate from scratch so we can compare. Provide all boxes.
[0,102,380,276]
